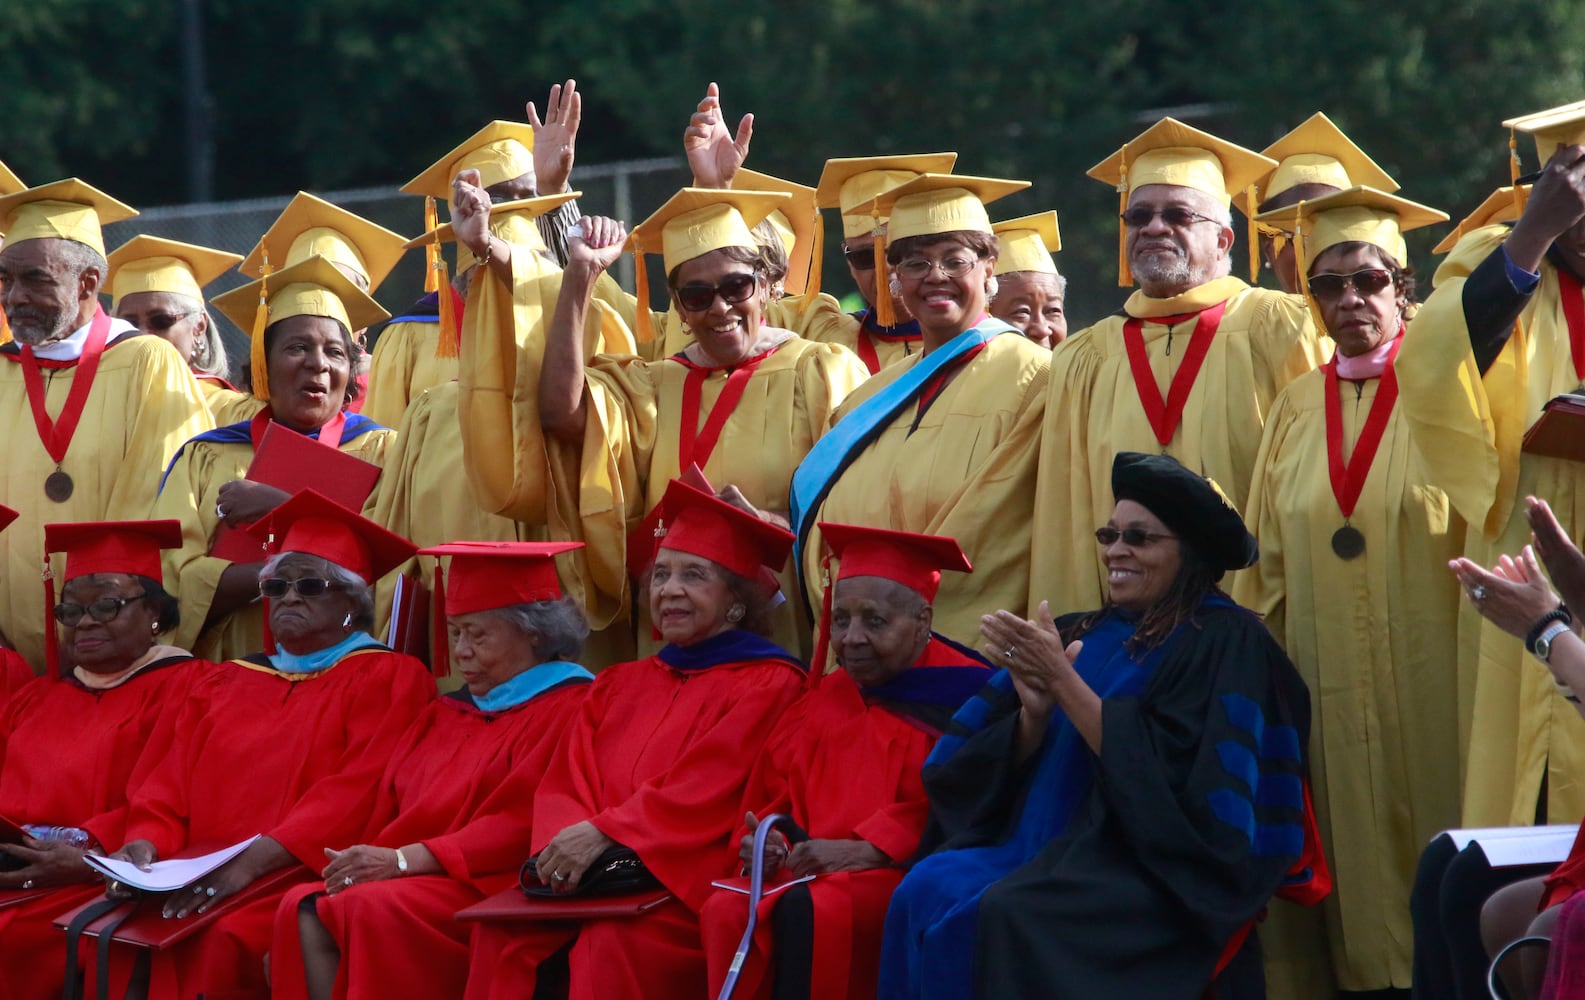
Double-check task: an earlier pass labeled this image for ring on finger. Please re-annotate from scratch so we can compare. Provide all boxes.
[205,887,217,897]
[1471,585,1488,601]
[343,876,354,887]
[1004,645,1016,660]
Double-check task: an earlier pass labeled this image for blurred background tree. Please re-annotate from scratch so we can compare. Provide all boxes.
[3,0,1582,324]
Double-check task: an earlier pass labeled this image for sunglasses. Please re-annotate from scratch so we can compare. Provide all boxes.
[673,273,759,313]
[1307,268,1394,300]
[1094,526,1177,547]
[141,311,197,332]
[1119,207,1220,229]
[259,577,343,599]
[53,593,148,627]
[842,247,877,271]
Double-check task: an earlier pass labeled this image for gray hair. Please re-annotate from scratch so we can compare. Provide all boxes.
[190,306,231,379]
[260,551,376,630]
[55,240,108,283]
[484,596,589,662]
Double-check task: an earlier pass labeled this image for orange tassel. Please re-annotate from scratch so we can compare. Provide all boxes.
[250,252,273,401]
[1511,127,1523,185]
[799,204,824,316]
[872,212,896,328]
[634,236,655,345]
[1246,185,1260,283]
[430,561,450,680]
[423,197,441,295]
[1117,148,1133,287]
[434,236,459,359]
[42,560,58,680]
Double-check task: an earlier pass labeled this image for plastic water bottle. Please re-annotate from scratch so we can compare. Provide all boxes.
[21,825,90,847]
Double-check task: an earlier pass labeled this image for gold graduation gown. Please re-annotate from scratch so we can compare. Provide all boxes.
[197,376,267,426]
[360,319,458,429]
[0,334,212,669]
[550,332,868,656]
[1396,224,1585,824]
[1030,276,1325,616]
[1234,367,1463,993]
[801,332,1050,649]
[153,419,395,663]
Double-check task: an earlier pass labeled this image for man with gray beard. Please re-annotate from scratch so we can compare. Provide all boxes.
[0,179,210,668]
[1028,118,1325,614]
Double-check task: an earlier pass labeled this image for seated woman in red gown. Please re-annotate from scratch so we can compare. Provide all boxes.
[0,518,201,1000]
[96,490,435,1000]
[464,478,808,1000]
[268,541,597,1000]
[700,523,993,1000]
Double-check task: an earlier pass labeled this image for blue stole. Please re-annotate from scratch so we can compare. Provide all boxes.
[269,631,384,674]
[472,660,595,712]
[787,320,1014,577]
[158,412,387,493]
[655,629,804,673]
[385,291,442,325]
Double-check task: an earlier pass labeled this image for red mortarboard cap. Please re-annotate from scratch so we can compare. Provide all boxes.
[45,519,183,584]
[0,505,18,537]
[634,479,795,582]
[818,522,972,603]
[248,489,417,584]
[419,541,583,615]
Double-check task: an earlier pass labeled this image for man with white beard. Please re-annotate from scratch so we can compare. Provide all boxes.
[1028,118,1325,613]
[0,179,210,668]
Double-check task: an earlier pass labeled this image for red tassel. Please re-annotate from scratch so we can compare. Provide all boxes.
[808,554,835,689]
[42,561,58,680]
[430,562,450,680]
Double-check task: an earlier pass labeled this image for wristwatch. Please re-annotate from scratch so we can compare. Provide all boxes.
[1535,621,1571,664]
[395,848,409,875]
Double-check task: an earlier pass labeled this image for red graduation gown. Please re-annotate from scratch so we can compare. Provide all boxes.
[268,682,588,1000]
[0,656,202,1000]
[0,648,33,704]
[103,647,434,1000]
[700,644,971,1000]
[465,644,806,1000]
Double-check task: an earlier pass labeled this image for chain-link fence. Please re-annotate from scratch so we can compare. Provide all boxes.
[100,156,690,379]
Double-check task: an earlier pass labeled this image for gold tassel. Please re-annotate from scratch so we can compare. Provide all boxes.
[1117,148,1133,287]
[634,236,655,345]
[1511,127,1523,185]
[799,203,824,316]
[250,252,273,401]
[1294,211,1327,336]
[423,197,441,295]
[872,211,896,328]
[434,235,459,359]
[1246,185,1260,283]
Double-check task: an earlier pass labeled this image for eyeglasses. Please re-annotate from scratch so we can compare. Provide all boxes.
[842,247,877,271]
[53,593,148,626]
[1094,526,1177,548]
[673,273,759,313]
[894,255,979,280]
[139,311,197,332]
[259,577,343,599]
[1119,206,1220,229]
[1306,268,1395,300]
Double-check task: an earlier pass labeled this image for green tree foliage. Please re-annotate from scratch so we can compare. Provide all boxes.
[3,0,1583,321]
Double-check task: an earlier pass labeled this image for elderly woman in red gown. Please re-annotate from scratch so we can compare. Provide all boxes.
[268,541,596,1000]
[465,479,808,1000]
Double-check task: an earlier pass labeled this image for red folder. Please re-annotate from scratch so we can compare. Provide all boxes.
[211,423,382,562]
[0,886,56,910]
[1523,394,1585,462]
[51,866,307,949]
[454,886,675,923]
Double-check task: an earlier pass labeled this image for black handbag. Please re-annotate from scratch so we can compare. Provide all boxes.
[519,844,662,898]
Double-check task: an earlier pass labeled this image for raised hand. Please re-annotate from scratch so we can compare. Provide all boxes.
[1505,144,1585,272]
[450,168,494,260]
[683,82,753,189]
[567,216,628,274]
[529,79,581,196]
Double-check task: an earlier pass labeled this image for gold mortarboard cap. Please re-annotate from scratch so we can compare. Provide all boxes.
[0,160,24,197]
[1089,117,1276,208]
[211,254,391,338]
[400,192,578,253]
[1255,185,1446,275]
[627,187,791,274]
[733,168,819,296]
[991,211,1061,276]
[815,153,958,241]
[1233,112,1400,217]
[1432,185,1530,255]
[1505,100,1585,167]
[856,174,1030,245]
[106,235,242,310]
[400,121,538,200]
[0,178,138,256]
[240,192,407,293]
